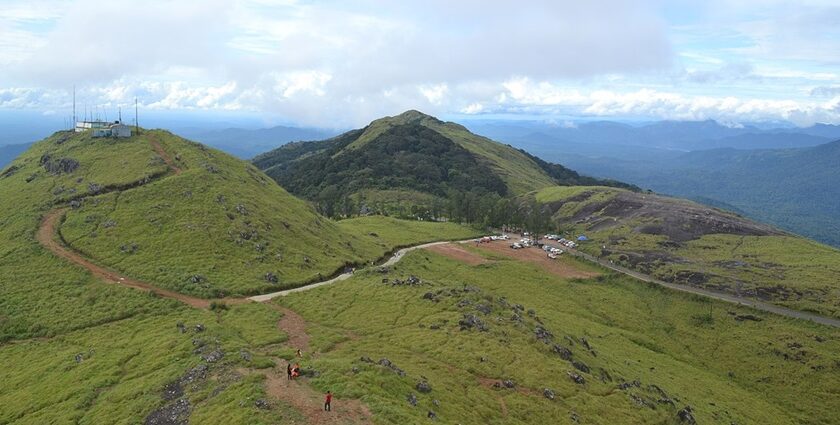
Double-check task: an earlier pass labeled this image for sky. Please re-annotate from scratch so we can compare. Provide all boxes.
[1,0,839,128]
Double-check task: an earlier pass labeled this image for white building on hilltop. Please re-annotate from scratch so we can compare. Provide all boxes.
[75,120,132,138]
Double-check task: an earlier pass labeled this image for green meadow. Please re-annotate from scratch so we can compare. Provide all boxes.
[277,246,840,424]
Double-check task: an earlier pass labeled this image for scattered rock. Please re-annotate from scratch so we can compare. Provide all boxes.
[581,338,592,350]
[254,399,270,410]
[416,381,432,393]
[502,379,516,389]
[201,349,224,363]
[40,155,80,175]
[458,314,488,332]
[535,326,553,343]
[360,356,373,363]
[571,360,590,374]
[120,242,139,254]
[144,398,190,425]
[235,204,248,215]
[677,406,696,424]
[407,275,421,285]
[239,350,252,362]
[180,364,209,384]
[570,411,580,423]
[475,304,492,315]
[162,381,184,401]
[407,393,418,407]
[479,356,488,363]
[102,219,117,228]
[189,275,205,284]
[264,272,278,284]
[176,322,186,333]
[433,399,440,406]
[567,371,586,384]
[87,183,103,194]
[543,388,556,400]
[552,345,573,361]
[378,358,406,376]
[422,292,436,301]
[194,323,206,333]
[74,353,84,363]
[427,410,437,420]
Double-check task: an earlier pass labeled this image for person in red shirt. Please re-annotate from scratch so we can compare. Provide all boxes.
[324,391,332,411]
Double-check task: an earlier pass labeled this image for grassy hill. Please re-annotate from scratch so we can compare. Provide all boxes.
[253,110,633,220]
[528,186,840,318]
[1,128,839,424]
[0,128,481,423]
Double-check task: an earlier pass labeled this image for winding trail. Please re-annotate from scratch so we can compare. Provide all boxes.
[248,241,450,302]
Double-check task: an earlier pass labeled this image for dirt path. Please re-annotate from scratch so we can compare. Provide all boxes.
[37,208,247,309]
[274,306,310,353]
[244,305,372,424]
[148,134,183,175]
[34,136,250,309]
[425,243,490,266]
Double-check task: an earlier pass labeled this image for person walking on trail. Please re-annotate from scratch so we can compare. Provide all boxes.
[324,391,332,411]
[296,348,302,358]
[286,363,292,381]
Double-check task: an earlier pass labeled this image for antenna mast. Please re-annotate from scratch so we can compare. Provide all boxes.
[134,97,138,132]
[72,85,76,128]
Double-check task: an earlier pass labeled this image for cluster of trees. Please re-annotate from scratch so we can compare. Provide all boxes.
[255,121,635,235]
[314,188,557,235]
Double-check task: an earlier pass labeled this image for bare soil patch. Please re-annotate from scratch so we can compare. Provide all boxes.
[425,243,491,266]
[476,241,599,279]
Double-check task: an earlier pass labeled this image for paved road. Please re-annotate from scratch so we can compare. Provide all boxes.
[248,241,450,302]
[565,247,840,328]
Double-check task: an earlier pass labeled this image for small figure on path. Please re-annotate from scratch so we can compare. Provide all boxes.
[286,363,292,380]
[292,363,300,379]
[296,348,302,358]
[324,391,332,411]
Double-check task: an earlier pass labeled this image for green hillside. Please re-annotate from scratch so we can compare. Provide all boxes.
[528,186,840,318]
[276,245,840,424]
[253,111,632,220]
[0,128,480,423]
[1,128,839,424]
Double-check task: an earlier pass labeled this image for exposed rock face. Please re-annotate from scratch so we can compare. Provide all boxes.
[552,344,573,361]
[458,314,489,332]
[40,154,80,175]
[144,398,190,425]
[677,406,696,424]
[543,388,556,400]
[416,381,432,393]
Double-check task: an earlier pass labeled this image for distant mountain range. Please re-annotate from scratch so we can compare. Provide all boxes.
[176,125,338,159]
[0,143,32,169]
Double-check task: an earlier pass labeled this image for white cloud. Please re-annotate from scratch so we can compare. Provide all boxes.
[1,0,839,127]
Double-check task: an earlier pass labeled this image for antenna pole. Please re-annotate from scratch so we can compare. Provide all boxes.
[119,107,122,123]
[72,85,76,126]
[135,97,138,132]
